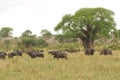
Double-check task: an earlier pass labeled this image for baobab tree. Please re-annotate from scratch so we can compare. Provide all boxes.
[55,7,117,55]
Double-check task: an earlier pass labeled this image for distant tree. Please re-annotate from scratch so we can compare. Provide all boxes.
[20,37,37,48]
[21,30,32,37]
[19,30,37,49]
[55,34,64,43]
[37,37,48,47]
[41,29,52,37]
[55,7,117,55]
[0,27,13,37]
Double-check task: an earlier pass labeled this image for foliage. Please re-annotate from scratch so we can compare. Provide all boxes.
[55,34,77,43]
[19,30,47,48]
[0,27,13,37]
[55,7,117,50]
[116,29,120,39]
[18,36,48,49]
[41,29,52,37]
[20,36,37,48]
[108,44,120,50]
[20,29,36,48]
[37,37,48,47]
[55,7,117,38]
[21,29,33,37]
[47,42,82,50]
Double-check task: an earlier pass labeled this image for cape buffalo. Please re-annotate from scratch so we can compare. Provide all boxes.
[8,50,23,58]
[85,48,95,55]
[48,51,67,60]
[27,50,44,58]
[100,49,112,55]
[0,52,7,59]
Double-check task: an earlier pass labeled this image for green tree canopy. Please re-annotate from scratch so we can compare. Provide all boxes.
[19,29,36,49]
[41,29,52,37]
[0,27,13,37]
[37,37,48,47]
[20,37,37,48]
[21,30,32,37]
[55,7,117,55]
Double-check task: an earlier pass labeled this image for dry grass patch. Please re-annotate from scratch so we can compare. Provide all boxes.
[0,50,120,80]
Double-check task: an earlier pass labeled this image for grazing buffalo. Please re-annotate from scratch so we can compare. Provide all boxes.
[27,51,36,58]
[48,51,67,60]
[100,49,112,55]
[27,50,44,58]
[36,51,44,58]
[0,52,7,59]
[85,48,95,55]
[39,50,44,52]
[15,50,23,56]
[8,50,23,58]
[48,51,60,55]
[8,52,14,58]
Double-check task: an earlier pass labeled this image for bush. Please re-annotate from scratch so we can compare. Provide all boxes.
[108,44,120,50]
[37,38,48,47]
[47,42,82,50]
[17,36,37,49]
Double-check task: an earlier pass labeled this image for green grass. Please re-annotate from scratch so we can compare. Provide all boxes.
[0,50,120,80]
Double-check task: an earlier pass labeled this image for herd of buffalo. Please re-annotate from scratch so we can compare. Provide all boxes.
[0,48,112,60]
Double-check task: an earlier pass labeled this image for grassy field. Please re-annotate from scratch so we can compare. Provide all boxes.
[0,50,120,80]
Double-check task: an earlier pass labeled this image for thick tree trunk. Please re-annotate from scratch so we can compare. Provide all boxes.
[81,38,94,55]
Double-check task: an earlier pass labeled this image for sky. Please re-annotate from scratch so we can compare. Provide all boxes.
[0,0,120,37]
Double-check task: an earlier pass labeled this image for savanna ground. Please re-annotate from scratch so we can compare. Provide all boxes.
[0,50,120,80]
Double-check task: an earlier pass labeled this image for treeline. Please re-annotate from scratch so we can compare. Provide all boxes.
[0,27,120,51]
[0,27,79,50]
[1,7,120,52]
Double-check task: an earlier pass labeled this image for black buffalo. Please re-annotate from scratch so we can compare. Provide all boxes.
[0,52,7,59]
[27,50,44,58]
[48,51,60,55]
[8,52,14,58]
[27,51,36,58]
[36,51,44,58]
[48,51,67,60]
[100,49,112,55]
[8,50,23,58]
[85,48,95,55]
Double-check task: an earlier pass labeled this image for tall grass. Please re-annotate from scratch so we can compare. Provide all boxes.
[0,50,120,80]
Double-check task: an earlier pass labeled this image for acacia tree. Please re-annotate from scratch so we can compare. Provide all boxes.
[19,30,36,50]
[55,7,117,54]
[21,29,32,37]
[41,29,52,38]
[0,27,13,37]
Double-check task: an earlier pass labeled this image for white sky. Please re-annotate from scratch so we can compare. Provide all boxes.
[0,0,120,37]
